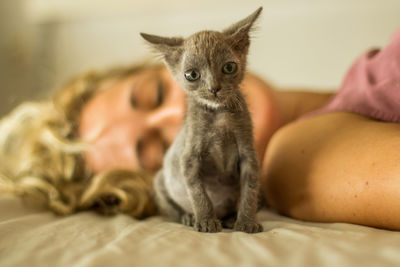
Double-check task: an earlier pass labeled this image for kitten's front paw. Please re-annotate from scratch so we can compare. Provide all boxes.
[194,218,222,233]
[181,213,195,226]
[234,220,263,233]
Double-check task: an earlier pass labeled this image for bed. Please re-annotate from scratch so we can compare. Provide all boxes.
[1,195,400,266]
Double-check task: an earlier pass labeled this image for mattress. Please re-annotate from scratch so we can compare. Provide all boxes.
[1,195,399,267]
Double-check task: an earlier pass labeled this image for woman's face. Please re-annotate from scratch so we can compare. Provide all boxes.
[79,67,185,173]
[79,66,279,174]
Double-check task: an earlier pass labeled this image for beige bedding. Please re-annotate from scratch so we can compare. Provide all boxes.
[1,195,399,267]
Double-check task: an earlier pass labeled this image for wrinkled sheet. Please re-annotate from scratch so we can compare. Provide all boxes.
[1,195,400,267]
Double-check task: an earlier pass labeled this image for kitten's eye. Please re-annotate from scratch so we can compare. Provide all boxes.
[222,62,237,74]
[184,69,201,82]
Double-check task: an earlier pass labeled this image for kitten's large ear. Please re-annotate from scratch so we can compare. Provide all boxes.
[140,33,184,68]
[222,7,262,53]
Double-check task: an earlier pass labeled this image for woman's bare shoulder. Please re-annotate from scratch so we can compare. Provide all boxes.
[261,112,400,230]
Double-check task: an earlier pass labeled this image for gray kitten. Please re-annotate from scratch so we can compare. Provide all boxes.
[140,7,263,233]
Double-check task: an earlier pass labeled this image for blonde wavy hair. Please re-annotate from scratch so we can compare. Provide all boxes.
[0,64,160,218]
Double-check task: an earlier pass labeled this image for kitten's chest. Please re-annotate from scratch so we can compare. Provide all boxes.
[203,112,237,140]
[199,113,240,178]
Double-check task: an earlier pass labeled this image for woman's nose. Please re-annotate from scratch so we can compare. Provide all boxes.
[146,106,183,128]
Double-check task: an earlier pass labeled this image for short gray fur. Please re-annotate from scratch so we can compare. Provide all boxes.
[140,7,263,233]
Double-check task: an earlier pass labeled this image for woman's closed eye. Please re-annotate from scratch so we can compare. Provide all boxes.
[130,77,165,110]
[156,79,165,107]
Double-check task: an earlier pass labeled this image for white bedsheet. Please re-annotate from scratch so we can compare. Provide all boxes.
[1,195,399,267]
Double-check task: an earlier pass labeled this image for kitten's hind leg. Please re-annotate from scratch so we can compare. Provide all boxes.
[181,213,195,226]
[154,172,197,227]
[221,213,237,229]
[154,171,185,223]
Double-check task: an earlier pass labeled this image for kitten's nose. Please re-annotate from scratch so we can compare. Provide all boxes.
[208,87,221,96]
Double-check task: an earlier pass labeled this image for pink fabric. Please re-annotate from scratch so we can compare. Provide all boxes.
[308,30,400,122]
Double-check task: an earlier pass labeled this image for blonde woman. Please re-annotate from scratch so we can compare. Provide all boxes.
[1,30,400,230]
[0,62,329,218]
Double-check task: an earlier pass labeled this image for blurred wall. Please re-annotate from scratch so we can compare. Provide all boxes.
[1,0,399,116]
[0,0,34,117]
